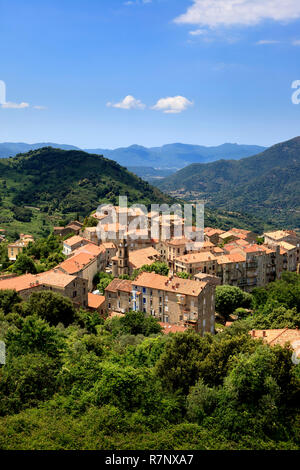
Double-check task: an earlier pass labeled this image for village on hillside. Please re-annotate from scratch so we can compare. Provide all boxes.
[0,206,299,346]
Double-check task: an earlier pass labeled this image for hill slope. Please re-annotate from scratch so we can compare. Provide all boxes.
[0,147,176,236]
[157,137,300,229]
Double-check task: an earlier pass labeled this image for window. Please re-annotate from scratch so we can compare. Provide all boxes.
[143,287,146,293]
[73,291,77,298]
[143,298,146,304]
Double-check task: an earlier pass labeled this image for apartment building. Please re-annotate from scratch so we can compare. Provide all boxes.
[105,278,132,313]
[132,272,215,335]
[175,251,218,277]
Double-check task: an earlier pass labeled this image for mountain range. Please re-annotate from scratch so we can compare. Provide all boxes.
[0,142,266,169]
[156,137,300,229]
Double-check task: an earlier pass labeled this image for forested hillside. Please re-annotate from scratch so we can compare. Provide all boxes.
[157,137,300,229]
[0,273,299,450]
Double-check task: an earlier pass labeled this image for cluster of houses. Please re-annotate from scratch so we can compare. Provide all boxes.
[0,207,299,336]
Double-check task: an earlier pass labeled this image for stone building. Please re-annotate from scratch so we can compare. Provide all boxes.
[131,272,215,335]
[175,251,218,277]
[0,270,88,307]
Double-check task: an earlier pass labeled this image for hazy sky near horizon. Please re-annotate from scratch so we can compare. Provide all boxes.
[0,0,300,148]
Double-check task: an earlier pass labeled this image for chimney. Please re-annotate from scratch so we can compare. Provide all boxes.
[262,330,266,337]
[251,330,256,338]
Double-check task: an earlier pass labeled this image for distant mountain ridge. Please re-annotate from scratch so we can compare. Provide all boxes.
[0,142,80,158]
[0,142,266,168]
[85,143,266,168]
[156,137,300,229]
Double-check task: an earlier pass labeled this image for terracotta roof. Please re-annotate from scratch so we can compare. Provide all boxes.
[105,278,132,293]
[0,270,77,292]
[235,238,249,247]
[264,230,290,241]
[159,322,188,334]
[216,255,233,265]
[250,329,300,353]
[88,293,105,309]
[134,272,207,297]
[175,251,217,264]
[227,252,246,263]
[279,241,296,251]
[73,243,105,257]
[58,252,96,274]
[243,244,267,253]
[205,228,225,237]
[219,231,237,240]
[37,270,77,288]
[0,273,39,292]
[64,235,89,248]
[231,228,252,235]
[167,237,190,247]
[129,247,160,269]
[213,247,224,253]
[102,242,116,249]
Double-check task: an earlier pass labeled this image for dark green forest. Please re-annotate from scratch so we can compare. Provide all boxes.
[157,137,300,229]
[0,273,299,450]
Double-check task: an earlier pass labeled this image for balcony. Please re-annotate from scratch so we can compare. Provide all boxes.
[247,262,258,269]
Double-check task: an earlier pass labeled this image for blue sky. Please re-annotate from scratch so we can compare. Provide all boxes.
[0,0,300,148]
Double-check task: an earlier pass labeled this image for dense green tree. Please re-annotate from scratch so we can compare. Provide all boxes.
[120,310,162,337]
[0,290,22,314]
[0,353,60,416]
[6,315,66,358]
[215,285,253,318]
[21,291,76,326]
[155,332,211,394]
[12,253,37,275]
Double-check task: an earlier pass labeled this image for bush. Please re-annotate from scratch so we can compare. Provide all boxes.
[216,285,253,319]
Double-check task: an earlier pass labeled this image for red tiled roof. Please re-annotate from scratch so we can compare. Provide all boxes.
[0,274,39,292]
[58,252,96,274]
[73,243,105,257]
[105,278,132,293]
[159,322,188,334]
[88,293,105,309]
[134,272,207,297]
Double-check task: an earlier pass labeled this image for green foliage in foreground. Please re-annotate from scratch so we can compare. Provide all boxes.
[0,286,299,450]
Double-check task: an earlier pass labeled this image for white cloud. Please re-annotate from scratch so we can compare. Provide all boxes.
[292,40,300,46]
[124,0,151,5]
[189,29,207,36]
[174,0,300,28]
[33,105,47,110]
[256,40,281,45]
[151,96,193,114]
[107,95,146,110]
[1,101,30,109]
